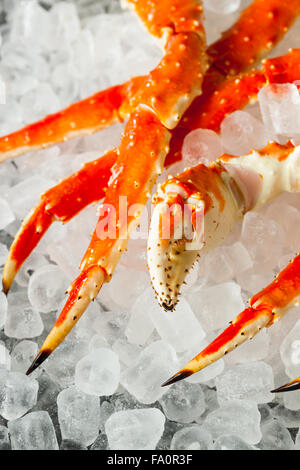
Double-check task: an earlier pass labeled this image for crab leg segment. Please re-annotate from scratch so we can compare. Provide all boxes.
[2,149,117,293]
[207,0,300,77]
[161,142,300,385]
[0,77,144,162]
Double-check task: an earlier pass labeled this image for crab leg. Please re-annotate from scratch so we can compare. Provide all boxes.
[2,149,117,293]
[207,0,300,77]
[159,141,300,385]
[0,77,145,162]
[25,19,208,374]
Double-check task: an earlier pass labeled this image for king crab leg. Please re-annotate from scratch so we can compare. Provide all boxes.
[25,5,209,374]
[157,141,300,387]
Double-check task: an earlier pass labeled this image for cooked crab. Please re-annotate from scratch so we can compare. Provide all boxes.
[0,0,300,395]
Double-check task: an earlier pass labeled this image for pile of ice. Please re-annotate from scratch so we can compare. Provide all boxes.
[0,0,300,451]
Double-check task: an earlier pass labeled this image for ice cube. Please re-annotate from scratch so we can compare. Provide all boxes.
[5,291,43,339]
[7,176,55,219]
[105,408,165,450]
[159,381,206,423]
[107,267,149,309]
[0,343,10,370]
[236,268,275,295]
[15,253,49,287]
[121,340,178,404]
[220,111,268,156]
[92,309,130,345]
[44,336,89,389]
[204,400,262,445]
[112,337,142,367]
[224,241,253,275]
[0,369,38,420]
[57,386,100,447]
[149,297,206,352]
[241,212,284,265]
[258,419,294,450]
[271,403,300,428]
[215,362,274,405]
[202,247,234,284]
[8,411,58,450]
[0,293,8,329]
[11,340,38,375]
[182,129,223,166]
[0,243,9,266]
[0,197,15,230]
[75,348,120,396]
[170,426,213,450]
[280,319,300,379]
[0,425,10,450]
[258,83,300,137]
[266,202,300,251]
[283,391,300,411]
[212,434,257,450]
[188,281,245,332]
[27,264,68,313]
[89,334,110,351]
[203,0,241,14]
[125,288,155,345]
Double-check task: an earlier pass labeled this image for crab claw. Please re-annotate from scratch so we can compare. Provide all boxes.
[148,163,242,309]
[26,265,105,375]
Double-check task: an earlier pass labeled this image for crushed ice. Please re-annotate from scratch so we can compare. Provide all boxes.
[0,0,299,450]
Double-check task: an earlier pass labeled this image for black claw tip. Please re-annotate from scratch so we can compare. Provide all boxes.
[162,302,174,311]
[271,381,300,393]
[161,370,193,387]
[26,350,51,376]
[2,281,9,296]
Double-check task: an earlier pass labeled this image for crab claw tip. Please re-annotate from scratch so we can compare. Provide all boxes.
[161,369,193,387]
[271,379,300,393]
[162,301,175,311]
[26,349,51,375]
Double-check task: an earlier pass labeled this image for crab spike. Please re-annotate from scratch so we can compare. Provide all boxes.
[26,265,105,375]
[0,77,144,163]
[2,149,117,293]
